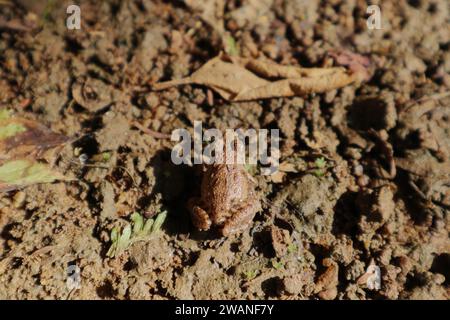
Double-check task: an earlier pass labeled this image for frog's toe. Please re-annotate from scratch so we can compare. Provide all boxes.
[191,206,212,231]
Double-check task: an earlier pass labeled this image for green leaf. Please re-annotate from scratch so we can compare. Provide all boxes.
[0,122,27,139]
[118,224,132,250]
[106,211,168,258]
[315,157,326,169]
[106,227,122,257]
[244,163,257,175]
[287,243,297,254]
[225,36,239,56]
[102,152,111,162]
[142,218,154,235]
[244,270,257,280]
[110,227,119,243]
[131,212,144,235]
[271,259,284,270]
[106,244,116,258]
[0,159,69,192]
[0,109,11,120]
[120,224,132,242]
[151,211,167,233]
[313,169,325,177]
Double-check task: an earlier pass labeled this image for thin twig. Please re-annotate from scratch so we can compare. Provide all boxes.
[416,91,450,103]
[69,159,140,190]
[133,121,171,139]
[0,18,33,32]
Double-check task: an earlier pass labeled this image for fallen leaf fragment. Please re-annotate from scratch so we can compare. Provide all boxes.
[0,110,72,192]
[0,17,35,32]
[0,159,69,192]
[0,116,68,160]
[133,121,171,139]
[270,161,298,183]
[152,54,360,101]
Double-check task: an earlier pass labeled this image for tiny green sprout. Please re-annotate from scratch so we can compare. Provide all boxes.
[225,36,239,56]
[315,157,326,169]
[118,224,132,250]
[131,212,144,235]
[0,122,26,139]
[106,244,116,258]
[244,270,257,280]
[106,210,168,257]
[142,218,154,235]
[0,109,11,120]
[313,169,325,177]
[244,163,257,175]
[287,243,298,254]
[106,227,120,257]
[271,259,284,270]
[102,152,111,162]
[313,157,327,177]
[110,227,119,243]
[152,210,167,233]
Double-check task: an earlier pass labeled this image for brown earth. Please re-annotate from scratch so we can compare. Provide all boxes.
[0,0,449,300]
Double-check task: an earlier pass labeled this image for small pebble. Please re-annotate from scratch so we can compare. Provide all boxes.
[357,175,370,187]
[353,164,364,177]
[79,153,88,165]
[13,191,26,209]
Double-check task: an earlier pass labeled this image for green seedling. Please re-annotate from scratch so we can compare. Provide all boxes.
[244,163,257,175]
[152,211,167,232]
[101,152,111,162]
[313,157,327,177]
[271,259,284,270]
[243,270,258,280]
[287,243,298,254]
[225,35,239,56]
[142,218,154,234]
[315,157,326,169]
[0,109,11,120]
[131,212,144,235]
[106,210,167,258]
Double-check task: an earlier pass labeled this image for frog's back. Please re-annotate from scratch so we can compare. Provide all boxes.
[203,164,247,223]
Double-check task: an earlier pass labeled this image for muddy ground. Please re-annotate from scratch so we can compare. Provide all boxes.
[0,0,449,299]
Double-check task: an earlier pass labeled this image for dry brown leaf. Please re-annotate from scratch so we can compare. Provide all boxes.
[152,54,358,101]
[270,171,286,183]
[278,161,298,173]
[0,116,68,161]
[270,161,298,183]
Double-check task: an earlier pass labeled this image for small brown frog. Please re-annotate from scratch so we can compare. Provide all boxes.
[188,163,261,236]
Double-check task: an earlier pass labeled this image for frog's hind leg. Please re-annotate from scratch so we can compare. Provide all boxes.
[221,201,261,236]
